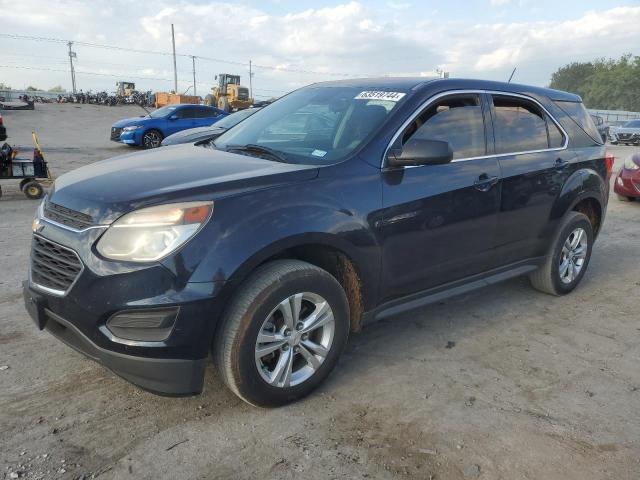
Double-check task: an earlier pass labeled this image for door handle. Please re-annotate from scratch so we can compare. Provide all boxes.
[554,158,569,169]
[474,174,499,192]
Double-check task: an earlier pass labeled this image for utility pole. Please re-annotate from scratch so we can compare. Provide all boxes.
[249,60,253,100]
[171,24,178,93]
[191,56,196,96]
[67,41,77,94]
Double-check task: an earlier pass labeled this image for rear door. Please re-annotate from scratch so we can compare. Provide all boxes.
[379,92,502,301]
[196,106,222,127]
[488,93,570,266]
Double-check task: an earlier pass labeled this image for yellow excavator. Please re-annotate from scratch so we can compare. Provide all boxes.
[204,74,253,112]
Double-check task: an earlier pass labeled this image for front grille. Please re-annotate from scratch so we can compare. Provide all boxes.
[617,133,639,142]
[44,201,94,230]
[237,88,249,101]
[111,127,123,140]
[31,236,83,294]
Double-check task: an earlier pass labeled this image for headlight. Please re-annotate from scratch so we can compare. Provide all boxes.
[623,156,640,170]
[122,125,142,132]
[96,202,213,262]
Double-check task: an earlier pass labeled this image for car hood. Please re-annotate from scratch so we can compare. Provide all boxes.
[162,126,225,146]
[49,145,319,224]
[112,116,154,128]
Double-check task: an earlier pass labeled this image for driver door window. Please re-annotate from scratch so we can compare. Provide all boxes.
[402,94,486,160]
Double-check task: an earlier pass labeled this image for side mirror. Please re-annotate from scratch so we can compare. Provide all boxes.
[387,138,453,167]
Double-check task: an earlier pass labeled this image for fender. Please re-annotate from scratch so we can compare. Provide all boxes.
[547,166,606,241]
[169,168,383,310]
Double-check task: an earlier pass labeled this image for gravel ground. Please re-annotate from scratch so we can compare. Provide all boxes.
[1,104,639,480]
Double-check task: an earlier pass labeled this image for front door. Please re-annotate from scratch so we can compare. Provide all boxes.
[379,92,502,302]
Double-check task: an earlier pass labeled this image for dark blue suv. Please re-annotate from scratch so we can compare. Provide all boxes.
[24,78,610,406]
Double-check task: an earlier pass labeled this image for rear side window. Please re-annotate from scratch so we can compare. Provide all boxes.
[403,94,486,160]
[547,115,565,148]
[198,107,220,118]
[492,96,549,154]
[176,107,199,119]
[554,100,602,144]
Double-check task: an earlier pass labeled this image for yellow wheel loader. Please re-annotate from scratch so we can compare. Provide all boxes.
[204,74,253,112]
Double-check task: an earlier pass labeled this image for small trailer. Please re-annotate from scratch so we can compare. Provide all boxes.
[0,132,52,199]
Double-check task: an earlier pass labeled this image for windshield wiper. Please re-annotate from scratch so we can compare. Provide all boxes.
[227,144,288,163]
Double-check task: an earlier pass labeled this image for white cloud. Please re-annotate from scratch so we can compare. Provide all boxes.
[490,0,512,6]
[1,2,639,94]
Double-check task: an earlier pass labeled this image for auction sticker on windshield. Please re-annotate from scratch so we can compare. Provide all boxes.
[355,91,406,102]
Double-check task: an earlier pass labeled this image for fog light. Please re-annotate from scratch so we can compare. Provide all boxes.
[106,307,179,342]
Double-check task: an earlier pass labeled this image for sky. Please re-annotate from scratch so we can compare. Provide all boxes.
[1,0,639,98]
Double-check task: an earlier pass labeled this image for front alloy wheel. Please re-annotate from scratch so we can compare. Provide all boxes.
[142,130,163,148]
[214,260,349,407]
[255,292,335,388]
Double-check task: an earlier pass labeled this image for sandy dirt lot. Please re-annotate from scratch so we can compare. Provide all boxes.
[1,104,639,480]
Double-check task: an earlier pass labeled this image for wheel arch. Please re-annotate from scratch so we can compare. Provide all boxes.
[551,166,606,231]
[216,234,372,334]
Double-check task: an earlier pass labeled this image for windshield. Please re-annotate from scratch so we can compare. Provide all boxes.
[213,107,259,129]
[148,105,178,118]
[623,120,640,128]
[214,86,407,165]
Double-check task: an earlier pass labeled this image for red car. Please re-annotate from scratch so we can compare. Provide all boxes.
[614,153,640,201]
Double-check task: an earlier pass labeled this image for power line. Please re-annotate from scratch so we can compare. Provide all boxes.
[0,64,293,95]
[0,32,369,77]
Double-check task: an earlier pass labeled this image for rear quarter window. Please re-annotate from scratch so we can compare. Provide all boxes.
[553,101,603,144]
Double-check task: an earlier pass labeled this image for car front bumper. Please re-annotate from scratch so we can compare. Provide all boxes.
[24,219,226,396]
[614,167,640,198]
[110,128,140,145]
[24,283,206,395]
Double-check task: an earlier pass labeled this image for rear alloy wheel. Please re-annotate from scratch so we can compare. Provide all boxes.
[142,130,163,149]
[214,260,349,407]
[530,211,593,295]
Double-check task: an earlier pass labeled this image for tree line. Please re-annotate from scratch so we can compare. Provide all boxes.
[549,54,640,112]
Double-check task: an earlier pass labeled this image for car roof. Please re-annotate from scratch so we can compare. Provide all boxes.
[172,103,215,108]
[311,77,582,102]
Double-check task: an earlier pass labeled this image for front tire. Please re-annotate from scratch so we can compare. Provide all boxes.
[142,129,163,149]
[213,260,349,407]
[529,211,593,296]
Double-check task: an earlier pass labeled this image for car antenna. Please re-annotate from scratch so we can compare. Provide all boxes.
[507,67,517,83]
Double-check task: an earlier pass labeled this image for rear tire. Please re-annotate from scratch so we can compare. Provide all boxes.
[19,178,32,191]
[529,211,593,296]
[617,194,634,202]
[213,260,349,407]
[23,181,44,200]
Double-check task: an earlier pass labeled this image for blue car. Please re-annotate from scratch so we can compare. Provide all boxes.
[110,104,227,148]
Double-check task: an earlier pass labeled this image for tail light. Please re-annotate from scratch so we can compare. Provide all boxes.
[605,151,614,178]
[0,115,3,126]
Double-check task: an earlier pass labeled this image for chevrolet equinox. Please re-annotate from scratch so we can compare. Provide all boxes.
[24,78,611,407]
